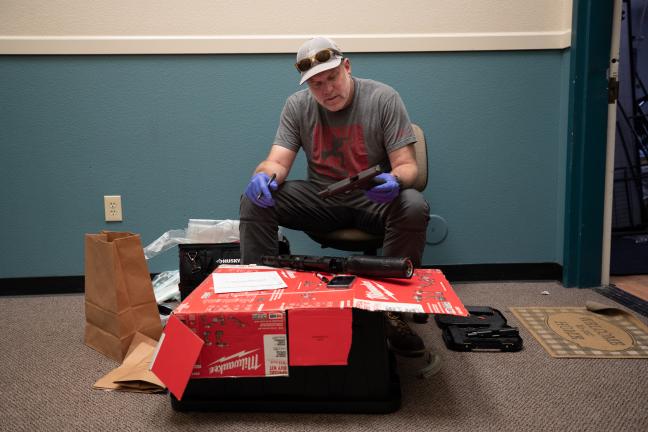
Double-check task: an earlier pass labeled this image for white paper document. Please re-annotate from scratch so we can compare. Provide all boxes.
[212,271,287,294]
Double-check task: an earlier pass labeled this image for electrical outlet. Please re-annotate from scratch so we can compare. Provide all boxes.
[104,195,123,222]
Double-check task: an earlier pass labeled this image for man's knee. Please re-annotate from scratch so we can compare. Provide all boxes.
[392,189,430,229]
[240,195,272,221]
[239,195,254,217]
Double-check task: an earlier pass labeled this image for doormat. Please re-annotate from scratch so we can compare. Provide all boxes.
[509,301,648,358]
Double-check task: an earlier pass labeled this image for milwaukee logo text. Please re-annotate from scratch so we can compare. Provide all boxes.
[208,349,261,375]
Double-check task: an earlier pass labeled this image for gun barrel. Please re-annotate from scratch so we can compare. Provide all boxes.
[344,256,413,278]
[261,255,343,273]
[260,254,413,279]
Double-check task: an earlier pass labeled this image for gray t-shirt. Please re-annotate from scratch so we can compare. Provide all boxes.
[274,77,415,187]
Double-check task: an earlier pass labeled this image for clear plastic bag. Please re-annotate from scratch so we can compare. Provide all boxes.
[143,219,241,260]
[151,270,181,303]
[186,219,240,243]
[143,229,190,260]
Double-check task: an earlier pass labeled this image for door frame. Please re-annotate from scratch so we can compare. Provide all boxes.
[563,0,615,287]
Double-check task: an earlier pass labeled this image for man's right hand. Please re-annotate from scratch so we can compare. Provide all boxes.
[245,173,278,208]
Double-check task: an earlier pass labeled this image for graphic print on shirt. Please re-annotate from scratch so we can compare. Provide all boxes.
[311,124,369,179]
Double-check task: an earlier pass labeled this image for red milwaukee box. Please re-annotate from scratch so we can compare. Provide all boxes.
[151,265,467,400]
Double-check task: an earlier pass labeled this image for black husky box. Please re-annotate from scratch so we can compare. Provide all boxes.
[178,243,241,300]
[170,308,401,413]
[178,239,291,299]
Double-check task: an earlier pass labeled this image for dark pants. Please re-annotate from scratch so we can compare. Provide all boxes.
[239,180,430,266]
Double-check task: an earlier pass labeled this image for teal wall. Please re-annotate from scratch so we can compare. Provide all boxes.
[0,50,569,277]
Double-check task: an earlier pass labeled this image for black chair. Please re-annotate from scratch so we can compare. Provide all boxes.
[305,123,428,255]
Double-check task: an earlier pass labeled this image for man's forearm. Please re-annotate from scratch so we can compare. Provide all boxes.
[254,161,289,184]
[391,163,419,189]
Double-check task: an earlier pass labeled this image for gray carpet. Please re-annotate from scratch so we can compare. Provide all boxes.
[1,281,647,432]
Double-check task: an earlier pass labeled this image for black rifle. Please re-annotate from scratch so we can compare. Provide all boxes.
[261,254,414,279]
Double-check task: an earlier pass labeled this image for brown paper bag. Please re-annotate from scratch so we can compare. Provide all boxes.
[84,231,163,362]
[93,332,165,393]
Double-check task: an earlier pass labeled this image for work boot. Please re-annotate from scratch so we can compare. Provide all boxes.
[385,312,426,357]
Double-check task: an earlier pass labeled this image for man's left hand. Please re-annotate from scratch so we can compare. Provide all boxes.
[365,173,400,204]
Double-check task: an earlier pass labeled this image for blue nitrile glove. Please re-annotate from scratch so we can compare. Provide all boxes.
[365,173,400,204]
[245,173,278,208]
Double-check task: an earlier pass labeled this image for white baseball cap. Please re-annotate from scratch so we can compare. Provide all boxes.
[295,37,343,85]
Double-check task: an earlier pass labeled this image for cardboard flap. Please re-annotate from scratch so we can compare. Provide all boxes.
[288,308,353,366]
[150,314,204,400]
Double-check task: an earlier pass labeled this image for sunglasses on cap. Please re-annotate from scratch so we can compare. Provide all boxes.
[295,48,342,73]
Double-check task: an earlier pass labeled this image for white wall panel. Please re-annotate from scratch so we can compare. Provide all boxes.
[0,0,573,54]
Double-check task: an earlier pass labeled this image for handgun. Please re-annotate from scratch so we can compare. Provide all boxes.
[317,165,383,199]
